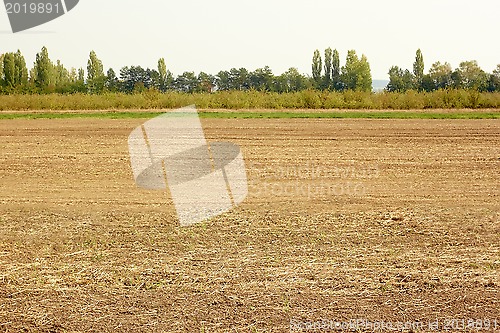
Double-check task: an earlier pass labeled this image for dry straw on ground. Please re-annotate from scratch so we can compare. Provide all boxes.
[0,117,499,332]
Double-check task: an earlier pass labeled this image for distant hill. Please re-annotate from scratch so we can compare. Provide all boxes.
[372,79,389,92]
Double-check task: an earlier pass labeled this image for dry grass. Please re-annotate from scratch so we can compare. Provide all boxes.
[0,117,499,332]
[1,90,500,111]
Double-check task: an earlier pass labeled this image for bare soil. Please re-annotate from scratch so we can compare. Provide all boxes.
[0,118,499,332]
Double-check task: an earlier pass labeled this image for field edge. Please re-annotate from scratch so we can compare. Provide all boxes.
[1,109,500,120]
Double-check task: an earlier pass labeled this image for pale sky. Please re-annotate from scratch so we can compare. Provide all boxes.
[1,0,499,80]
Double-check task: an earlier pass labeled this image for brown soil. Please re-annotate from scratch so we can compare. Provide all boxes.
[0,118,499,332]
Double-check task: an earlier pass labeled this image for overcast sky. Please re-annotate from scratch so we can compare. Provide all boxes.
[1,0,499,80]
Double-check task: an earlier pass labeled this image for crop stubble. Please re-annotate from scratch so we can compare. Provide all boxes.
[0,117,499,332]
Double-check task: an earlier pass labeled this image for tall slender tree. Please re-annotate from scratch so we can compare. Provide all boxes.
[312,49,322,88]
[78,68,85,82]
[323,48,333,90]
[413,49,424,90]
[157,58,171,92]
[332,49,341,91]
[358,55,373,92]
[54,59,70,89]
[2,53,16,88]
[87,50,105,93]
[34,46,54,91]
[13,50,28,88]
[0,54,4,87]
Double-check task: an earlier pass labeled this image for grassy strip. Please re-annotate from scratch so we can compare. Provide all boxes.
[201,111,500,119]
[1,111,499,120]
[0,112,164,120]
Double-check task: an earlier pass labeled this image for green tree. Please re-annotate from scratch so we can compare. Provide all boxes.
[428,61,453,90]
[454,60,488,91]
[69,67,78,82]
[158,58,167,87]
[105,68,119,92]
[323,47,333,90]
[331,49,341,91]
[28,67,36,86]
[198,72,215,93]
[487,64,500,92]
[421,74,435,92]
[341,50,372,91]
[148,69,160,90]
[157,58,173,92]
[65,67,86,93]
[120,66,144,93]
[0,54,4,87]
[87,50,105,93]
[229,68,249,90]
[215,70,230,91]
[273,73,288,93]
[119,66,160,93]
[274,67,311,93]
[54,59,70,90]
[358,55,373,92]
[249,66,274,91]
[34,46,54,91]
[387,66,414,92]
[312,49,322,88]
[13,50,28,88]
[78,68,85,82]
[413,49,424,90]
[284,67,310,92]
[2,53,16,88]
[174,71,199,93]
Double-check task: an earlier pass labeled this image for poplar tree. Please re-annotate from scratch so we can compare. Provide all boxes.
[0,54,4,87]
[2,53,16,87]
[312,49,322,88]
[54,59,70,88]
[413,49,424,90]
[332,49,341,90]
[87,50,105,93]
[323,47,333,90]
[158,58,169,92]
[78,68,85,82]
[34,46,54,90]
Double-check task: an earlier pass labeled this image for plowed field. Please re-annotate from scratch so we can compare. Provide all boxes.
[1,118,499,332]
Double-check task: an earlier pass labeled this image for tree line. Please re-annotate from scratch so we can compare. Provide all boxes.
[0,47,499,94]
[387,49,500,92]
[0,47,373,94]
